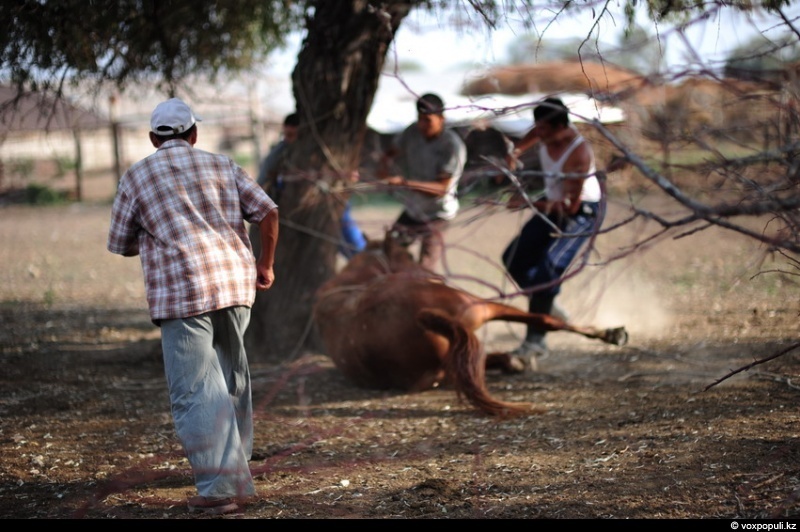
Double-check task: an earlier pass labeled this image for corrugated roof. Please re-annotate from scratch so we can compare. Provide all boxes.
[367,70,625,135]
[0,86,108,134]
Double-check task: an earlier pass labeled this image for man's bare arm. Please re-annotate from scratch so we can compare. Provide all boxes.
[383,173,453,198]
[255,208,279,291]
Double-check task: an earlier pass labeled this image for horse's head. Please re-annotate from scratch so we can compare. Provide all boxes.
[343,227,415,264]
[324,228,426,293]
[383,227,417,268]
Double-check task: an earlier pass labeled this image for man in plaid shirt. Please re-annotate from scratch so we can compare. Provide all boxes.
[107,98,279,515]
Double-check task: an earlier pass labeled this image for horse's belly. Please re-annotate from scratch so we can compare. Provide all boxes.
[320,315,447,391]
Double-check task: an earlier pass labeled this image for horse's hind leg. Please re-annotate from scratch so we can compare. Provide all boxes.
[497,308,629,347]
[558,323,629,346]
[481,301,627,344]
[602,327,628,346]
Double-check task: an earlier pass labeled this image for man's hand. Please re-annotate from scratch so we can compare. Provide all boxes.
[255,208,278,291]
[382,175,406,187]
[505,148,523,172]
[256,264,275,291]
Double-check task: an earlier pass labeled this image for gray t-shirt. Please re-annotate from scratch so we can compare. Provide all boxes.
[392,124,467,221]
[256,140,288,188]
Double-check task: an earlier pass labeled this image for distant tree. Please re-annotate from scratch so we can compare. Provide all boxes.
[724,32,800,85]
[0,0,301,95]
[506,23,663,75]
[627,0,791,24]
[507,35,591,64]
[610,23,665,75]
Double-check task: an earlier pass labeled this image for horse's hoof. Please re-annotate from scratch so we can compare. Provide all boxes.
[503,355,527,374]
[604,327,628,346]
[512,354,539,373]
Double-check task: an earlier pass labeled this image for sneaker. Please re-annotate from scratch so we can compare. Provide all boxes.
[513,338,548,357]
[187,495,240,515]
[509,338,548,372]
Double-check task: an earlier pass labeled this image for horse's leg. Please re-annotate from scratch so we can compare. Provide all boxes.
[475,301,629,347]
[547,320,629,346]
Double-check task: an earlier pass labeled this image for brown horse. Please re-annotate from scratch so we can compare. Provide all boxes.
[312,230,628,417]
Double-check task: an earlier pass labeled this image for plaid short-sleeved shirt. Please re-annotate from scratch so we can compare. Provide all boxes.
[107,139,277,322]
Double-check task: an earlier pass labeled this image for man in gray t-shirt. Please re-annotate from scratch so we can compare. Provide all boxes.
[379,93,467,270]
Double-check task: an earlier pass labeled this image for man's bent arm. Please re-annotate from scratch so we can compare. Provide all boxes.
[255,208,279,291]
[383,173,453,198]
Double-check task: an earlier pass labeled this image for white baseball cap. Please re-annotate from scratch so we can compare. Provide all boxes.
[150,98,202,136]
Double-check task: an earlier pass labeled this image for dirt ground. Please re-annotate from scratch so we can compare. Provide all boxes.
[1,176,799,519]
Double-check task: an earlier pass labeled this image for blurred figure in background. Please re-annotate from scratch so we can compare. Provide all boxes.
[258,112,365,259]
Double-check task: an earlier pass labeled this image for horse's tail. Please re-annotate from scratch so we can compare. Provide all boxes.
[417,309,538,417]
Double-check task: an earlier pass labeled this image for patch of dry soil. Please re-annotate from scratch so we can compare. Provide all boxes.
[0,196,798,519]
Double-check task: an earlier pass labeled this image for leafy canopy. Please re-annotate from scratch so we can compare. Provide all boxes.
[622,0,793,25]
[0,0,303,94]
[1,0,794,95]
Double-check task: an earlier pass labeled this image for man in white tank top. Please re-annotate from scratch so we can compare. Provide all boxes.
[501,97,603,369]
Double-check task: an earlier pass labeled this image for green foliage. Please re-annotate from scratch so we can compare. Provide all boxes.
[613,23,664,75]
[9,158,34,180]
[25,183,67,205]
[0,0,303,93]
[55,156,76,177]
[670,270,698,291]
[42,287,56,308]
[394,59,426,73]
[724,31,800,82]
[1,0,791,96]
[507,35,589,64]
[232,152,255,169]
[624,0,794,24]
[506,1,794,71]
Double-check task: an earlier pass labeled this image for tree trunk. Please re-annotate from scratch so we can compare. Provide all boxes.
[246,1,415,361]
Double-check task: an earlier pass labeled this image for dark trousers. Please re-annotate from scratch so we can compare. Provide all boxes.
[502,201,601,338]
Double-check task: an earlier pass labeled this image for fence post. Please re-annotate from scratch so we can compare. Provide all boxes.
[109,94,122,189]
[73,129,83,202]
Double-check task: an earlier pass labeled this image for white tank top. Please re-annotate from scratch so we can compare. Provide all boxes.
[538,131,601,203]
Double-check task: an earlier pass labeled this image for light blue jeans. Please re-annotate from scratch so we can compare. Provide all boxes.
[160,306,255,499]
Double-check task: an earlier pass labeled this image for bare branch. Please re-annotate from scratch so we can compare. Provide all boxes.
[703,341,800,391]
